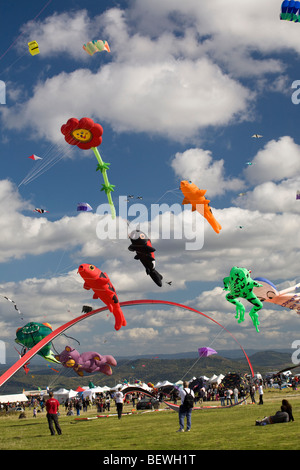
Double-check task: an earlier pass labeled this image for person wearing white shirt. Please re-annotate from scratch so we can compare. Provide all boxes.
[114,387,124,419]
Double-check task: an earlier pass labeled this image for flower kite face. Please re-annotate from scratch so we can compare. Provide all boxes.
[61,117,103,150]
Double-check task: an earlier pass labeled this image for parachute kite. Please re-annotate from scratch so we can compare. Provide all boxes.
[28,40,40,56]
[180,180,222,234]
[55,345,116,376]
[253,277,300,314]
[77,202,93,212]
[78,263,126,331]
[198,347,217,358]
[15,322,60,363]
[61,117,116,219]
[83,40,110,56]
[223,267,263,332]
[280,1,300,21]
[128,229,163,287]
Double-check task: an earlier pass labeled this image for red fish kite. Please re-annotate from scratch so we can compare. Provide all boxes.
[78,264,126,331]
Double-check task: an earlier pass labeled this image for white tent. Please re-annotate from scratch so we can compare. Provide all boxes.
[54,388,77,402]
[0,393,28,403]
[208,374,218,383]
[154,380,173,388]
[82,386,107,398]
[209,374,225,384]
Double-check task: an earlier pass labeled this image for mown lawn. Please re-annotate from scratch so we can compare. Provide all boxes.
[0,389,299,452]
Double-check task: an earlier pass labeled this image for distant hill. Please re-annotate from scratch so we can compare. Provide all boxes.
[0,349,297,395]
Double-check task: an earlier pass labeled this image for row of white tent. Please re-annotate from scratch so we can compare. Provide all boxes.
[53,374,226,402]
[0,374,227,404]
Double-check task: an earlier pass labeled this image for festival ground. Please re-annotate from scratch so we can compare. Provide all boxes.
[0,387,299,451]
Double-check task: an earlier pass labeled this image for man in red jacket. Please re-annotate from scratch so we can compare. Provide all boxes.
[46,391,62,435]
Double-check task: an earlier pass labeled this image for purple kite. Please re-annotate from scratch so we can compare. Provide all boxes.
[55,346,117,376]
[198,347,217,358]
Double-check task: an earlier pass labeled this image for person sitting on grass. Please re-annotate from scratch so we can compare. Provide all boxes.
[256,399,294,426]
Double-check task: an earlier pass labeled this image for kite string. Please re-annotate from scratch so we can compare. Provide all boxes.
[179,316,234,383]
[0,0,53,62]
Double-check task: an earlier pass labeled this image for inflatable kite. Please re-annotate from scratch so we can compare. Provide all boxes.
[78,263,126,331]
[15,322,60,363]
[180,180,222,234]
[253,277,300,314]
[223,267,263,332]
[55,346,116,376]
[28,40,39,56]
[61,117,116,218]
[128,230,163,287]
[83,40,110,56]
[280,0,300,21]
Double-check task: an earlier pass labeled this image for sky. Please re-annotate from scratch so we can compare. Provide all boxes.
[1,0,300,378]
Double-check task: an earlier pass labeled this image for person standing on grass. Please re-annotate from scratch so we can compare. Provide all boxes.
[258,381,264,405]
[45,391,62,436]
[177,381,195,433]
[114,387,124,419]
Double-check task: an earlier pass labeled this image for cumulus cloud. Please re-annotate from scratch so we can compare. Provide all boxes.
[244,136,300,185]
[1,6,252,143]
[171,148,245,196]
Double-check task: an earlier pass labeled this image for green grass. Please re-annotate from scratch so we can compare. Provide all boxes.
[0,389,299,451]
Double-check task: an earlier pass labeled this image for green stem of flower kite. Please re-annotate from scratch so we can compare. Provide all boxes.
[92,146,116,219]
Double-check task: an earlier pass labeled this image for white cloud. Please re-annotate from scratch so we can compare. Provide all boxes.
[244,136,300,185]
[171,148,245,196]
[1,7,252,144]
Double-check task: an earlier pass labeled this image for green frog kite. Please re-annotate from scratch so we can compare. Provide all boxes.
[223,267,263,332]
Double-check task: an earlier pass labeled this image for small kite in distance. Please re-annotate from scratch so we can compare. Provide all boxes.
[28,41,40,56]
[251,134,263,138]
[198,347,217,358]
[83,40,110,56]
[28,154,42,160]
[77,202,93,212]
[0,294,23,319]
[296,191,300,200]
[34,208,48,214]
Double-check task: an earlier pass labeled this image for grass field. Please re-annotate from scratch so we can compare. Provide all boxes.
[0,388,299,452]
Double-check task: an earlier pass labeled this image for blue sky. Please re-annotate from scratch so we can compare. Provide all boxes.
[1,0,300,378]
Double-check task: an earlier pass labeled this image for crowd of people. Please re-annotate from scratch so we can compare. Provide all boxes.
[0,371,298,435]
